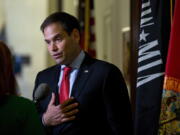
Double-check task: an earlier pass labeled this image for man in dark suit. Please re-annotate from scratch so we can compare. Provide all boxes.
[33,12,133,135]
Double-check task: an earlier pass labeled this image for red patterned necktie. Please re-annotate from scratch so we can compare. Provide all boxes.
[59,67,72,104]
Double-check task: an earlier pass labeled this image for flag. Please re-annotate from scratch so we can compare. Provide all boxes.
[159,0,180,134]
[78,0,96,57]
[135,0,171,135]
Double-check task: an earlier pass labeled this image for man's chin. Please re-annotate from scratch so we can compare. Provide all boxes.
[55,59,66,65]
[55,59,63,64]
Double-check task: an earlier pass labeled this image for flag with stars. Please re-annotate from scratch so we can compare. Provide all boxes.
[159,0,180,134]
[135,0,171,135]
[78,0,96,58]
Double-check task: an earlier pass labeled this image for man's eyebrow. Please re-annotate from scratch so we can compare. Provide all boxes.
[44,33,63,42]
[53,33,63,39]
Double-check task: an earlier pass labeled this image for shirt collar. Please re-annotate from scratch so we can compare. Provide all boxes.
[61,51,85,70]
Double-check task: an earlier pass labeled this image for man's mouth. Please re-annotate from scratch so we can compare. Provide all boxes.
[53,53,63,59]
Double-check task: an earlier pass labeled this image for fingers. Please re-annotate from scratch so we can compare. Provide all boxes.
[60,97,79,113]
[49,93,55,106]
[63,109,79,117]
[44,108,78,126]
[61,103,79,113]
[53,116,76,125]
[54,109,78,120]
[61,116,76,123]
[61,97,76,107]
[57,109,79,123]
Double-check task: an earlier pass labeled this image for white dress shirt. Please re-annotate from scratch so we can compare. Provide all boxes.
[58,51,85,97]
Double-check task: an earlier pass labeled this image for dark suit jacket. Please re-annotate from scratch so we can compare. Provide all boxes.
[33,53,133,135]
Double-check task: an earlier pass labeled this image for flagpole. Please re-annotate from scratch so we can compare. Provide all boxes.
[170,0,173,24]
[84,0,90,51]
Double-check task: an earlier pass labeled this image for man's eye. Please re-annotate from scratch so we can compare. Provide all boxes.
[47,42,51,46]
[55,38,62,43]
[45,41,50,45]
[56,37,62,41]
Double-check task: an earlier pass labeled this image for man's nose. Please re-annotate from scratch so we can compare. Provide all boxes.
[51,42,58,51]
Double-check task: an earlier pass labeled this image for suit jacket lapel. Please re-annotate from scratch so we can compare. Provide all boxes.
[49,64,61,105]
[71,53,94,98]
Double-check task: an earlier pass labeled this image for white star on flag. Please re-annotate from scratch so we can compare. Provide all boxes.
[139,30,149,42]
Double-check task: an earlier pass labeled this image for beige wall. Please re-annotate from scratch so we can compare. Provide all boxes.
[4,0,48,99]
[62,0,78,17]
[0,0,5,28]
[95,0,130,70]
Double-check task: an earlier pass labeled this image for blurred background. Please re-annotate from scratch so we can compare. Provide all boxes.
[0,0,131,99]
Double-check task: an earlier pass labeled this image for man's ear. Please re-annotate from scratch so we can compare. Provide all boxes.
[72,29,80,42]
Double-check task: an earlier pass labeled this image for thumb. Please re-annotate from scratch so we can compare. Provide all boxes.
[49,93,55,106]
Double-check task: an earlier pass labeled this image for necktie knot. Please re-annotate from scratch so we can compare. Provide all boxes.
[63,67,72,76]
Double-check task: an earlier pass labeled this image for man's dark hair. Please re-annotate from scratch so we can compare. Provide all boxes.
[40,12,80,35]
